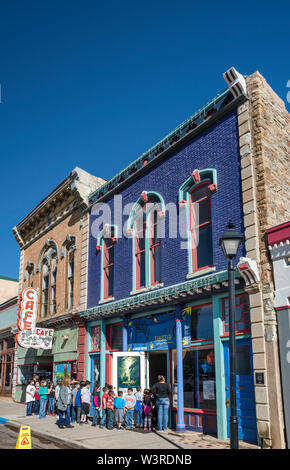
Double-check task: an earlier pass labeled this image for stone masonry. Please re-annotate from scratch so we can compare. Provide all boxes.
[238,71,290,448]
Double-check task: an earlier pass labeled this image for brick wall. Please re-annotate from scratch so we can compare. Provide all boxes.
[88,110,245,307]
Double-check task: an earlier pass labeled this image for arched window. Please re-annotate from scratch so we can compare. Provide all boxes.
[38,240,58,317]
[41,259,50,317]
[127,191,165,292]
[179,169,217,275]
[61,235,77,311]
[96,225,117,301]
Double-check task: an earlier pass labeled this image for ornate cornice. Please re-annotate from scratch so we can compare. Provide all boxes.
[79,269,244,321]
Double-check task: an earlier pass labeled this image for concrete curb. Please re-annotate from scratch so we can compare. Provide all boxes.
[5,420,92,450]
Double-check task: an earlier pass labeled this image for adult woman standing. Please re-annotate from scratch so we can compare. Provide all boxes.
[57,378,74,429]
[150,375,171,431]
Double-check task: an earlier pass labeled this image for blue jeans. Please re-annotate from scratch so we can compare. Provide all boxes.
[26,401,33,416]
[39,398,47,419]
[156,397,170,430]
[136,408,144,427]
[92,408,100,425]
[34,400,40,415]
[71,406,77,423]
[99,409,107,427]
[125,408,134,428]
[48,397,55,414]
[66,404,71,425]
[57,409,70,428]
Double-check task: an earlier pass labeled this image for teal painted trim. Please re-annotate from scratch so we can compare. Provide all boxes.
[167,350,172,428]
[96,224,118,246]
[100,320,106,405]
[127,191,165,231]
[132,225,136,292]
[86,324,91,380]
[145,351,148,389]
[212,295,227,440]
[212,288,245,300]
[178,168,217,203]
[89,89,231,203]
[185,297,212,307]
[220,334,251,342]
[105,317,123,325]
[80,269,243,319]
[144,213,150,288]
[184,340,214,348]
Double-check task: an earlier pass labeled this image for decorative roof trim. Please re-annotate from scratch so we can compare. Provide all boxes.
[89,90,244,205]
[79,269,243,320]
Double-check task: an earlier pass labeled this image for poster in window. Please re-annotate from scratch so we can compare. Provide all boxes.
[203,380,215,400]
[117,356,140,390]
[55,363,71,381]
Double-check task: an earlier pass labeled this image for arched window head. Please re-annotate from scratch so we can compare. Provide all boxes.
[178,169,217,275]
[127,191,165,292]
[96,225,118,302]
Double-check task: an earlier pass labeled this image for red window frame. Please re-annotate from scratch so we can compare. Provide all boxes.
[221,293,251,336]
[189,180,213,273]
[103,237,114,299]
[90,326,101,352]
[106,322,122,351]
[135,212,146,290]
[149,210,161,285]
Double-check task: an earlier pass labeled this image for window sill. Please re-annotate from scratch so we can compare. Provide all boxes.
[98,297,115,305]
[130,283,164,296]
[186,266,216,279]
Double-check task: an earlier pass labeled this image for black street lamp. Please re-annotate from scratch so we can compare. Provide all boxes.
[219,220,243,450]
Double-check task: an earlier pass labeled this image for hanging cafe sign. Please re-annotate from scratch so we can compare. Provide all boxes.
[16,288,54,350]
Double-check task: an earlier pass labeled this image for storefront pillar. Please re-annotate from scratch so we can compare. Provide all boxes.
[175,304,186,433]
[100,320,106,403]
[122,317,128,352]
[213,295,227,440]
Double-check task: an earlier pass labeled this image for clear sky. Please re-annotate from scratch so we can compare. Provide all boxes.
[0,0,289,279]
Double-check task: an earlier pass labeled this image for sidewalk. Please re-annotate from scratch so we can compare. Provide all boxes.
[0,399,260,450]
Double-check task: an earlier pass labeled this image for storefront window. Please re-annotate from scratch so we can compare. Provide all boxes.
[6,338,15,349]
[93,357,100,385]
[33,363,53,382]
[190,304,214,341]
[17,364,34,385]
[54,361,77,382]
[106,323,122,351]
[173,347,216,411]
[91,326,101,351]
[222,294,250,334]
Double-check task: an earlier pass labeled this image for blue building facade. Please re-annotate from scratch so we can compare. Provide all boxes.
[80,87,258,443]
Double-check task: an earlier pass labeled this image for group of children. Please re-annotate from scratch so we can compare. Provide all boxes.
[96,386,155,431]
[26,377,156,431]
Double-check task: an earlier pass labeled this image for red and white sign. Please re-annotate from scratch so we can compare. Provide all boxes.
[16,288,54,350]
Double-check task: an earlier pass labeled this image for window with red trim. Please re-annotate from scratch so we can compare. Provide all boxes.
[149,210,161,285]
[106,323,122,351]
[222,294,251,335]
[103,237,114,299]
[91,326,101,351]
[135,212,146,289]
[190,181,213,272]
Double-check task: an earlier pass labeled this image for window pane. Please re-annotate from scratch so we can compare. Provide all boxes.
[6,338,15,349]
[17,365,34,385]
[91,326,101,350]
[196,223,213,268]
[110,324,122,350]
[223,295,251,333]
[191,305,214,341]
[197,197,211,226]
[153,244,161,283]
[108,265,114,297]
[191,183,211,203]
[173,347,216,410]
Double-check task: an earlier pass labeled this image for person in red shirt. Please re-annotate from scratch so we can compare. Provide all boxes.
[99,386,109,429]
[34,381,40,415]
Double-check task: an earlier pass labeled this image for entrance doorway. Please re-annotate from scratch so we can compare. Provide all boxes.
[148,351,167,387]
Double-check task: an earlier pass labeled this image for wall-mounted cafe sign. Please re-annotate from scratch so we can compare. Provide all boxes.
[16,288,54,350]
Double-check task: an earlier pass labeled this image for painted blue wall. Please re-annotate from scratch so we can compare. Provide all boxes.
[87,110,244,308]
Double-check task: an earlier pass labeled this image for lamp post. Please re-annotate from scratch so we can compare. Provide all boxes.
[219,220,243,450]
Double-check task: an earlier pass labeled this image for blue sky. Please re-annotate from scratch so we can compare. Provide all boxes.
[0,0,289,279]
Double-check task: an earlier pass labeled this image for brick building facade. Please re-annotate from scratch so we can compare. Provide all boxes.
[12,167,105,401]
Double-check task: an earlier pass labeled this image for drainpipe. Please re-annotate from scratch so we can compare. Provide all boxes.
[175,304,186,433]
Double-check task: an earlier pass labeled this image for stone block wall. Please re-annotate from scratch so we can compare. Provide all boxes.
[238,71,290,448]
